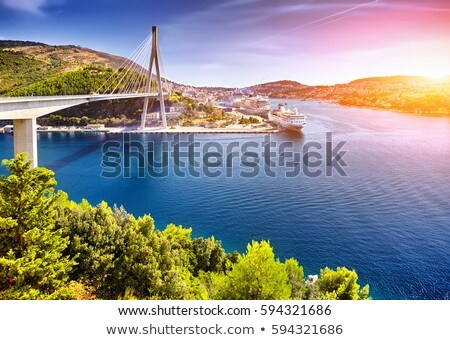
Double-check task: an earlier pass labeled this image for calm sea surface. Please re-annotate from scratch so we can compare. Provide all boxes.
[1,100,449,299]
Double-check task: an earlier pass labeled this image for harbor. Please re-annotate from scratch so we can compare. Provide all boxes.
[35,125,280,134]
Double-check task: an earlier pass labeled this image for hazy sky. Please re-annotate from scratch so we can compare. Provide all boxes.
[1,0,449,87]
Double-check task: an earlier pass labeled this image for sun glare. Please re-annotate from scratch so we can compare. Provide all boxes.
[425,73,450,82]
[420,66,450,82]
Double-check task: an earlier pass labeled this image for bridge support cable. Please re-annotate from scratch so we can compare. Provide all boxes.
[111,37,152,94]
[96,34,151,94]
[123,37,152,94]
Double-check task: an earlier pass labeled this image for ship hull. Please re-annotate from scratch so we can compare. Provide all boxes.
[238,107,270,117]
[268,116,305,133]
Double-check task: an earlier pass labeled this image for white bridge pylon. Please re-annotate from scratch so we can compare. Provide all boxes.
[95,25,170,129]
[141,26,168,130]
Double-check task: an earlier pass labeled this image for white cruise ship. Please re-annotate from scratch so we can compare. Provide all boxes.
[268,104,307,132]
[233,95,271,117]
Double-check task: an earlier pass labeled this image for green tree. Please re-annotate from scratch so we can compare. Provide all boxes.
[284,258,306,299]
[0,153,74,299]
[56,200,201,299]
[315,266,370,300]
[162,224,195,269]
[55,198,126,297]
[192,236,227,275]
[214,241,291,299]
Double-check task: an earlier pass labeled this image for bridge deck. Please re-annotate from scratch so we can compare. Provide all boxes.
[0,92,166,103]
[0,92,169,120]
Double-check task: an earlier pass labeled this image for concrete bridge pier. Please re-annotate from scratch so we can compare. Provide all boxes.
[13,118,38,168]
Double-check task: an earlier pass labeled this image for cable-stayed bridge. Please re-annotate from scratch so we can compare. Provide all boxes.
[0,26,169,167]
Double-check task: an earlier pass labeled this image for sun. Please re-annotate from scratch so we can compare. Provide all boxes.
[403,55,450,81]
[425,74,450,82]
[421,68,450,82]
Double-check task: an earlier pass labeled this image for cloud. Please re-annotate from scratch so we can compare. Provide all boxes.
[162,0,381,61]
[0,0,63,15]
[380,0,450,11]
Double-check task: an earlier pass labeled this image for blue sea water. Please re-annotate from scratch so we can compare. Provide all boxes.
[1,100,449,299]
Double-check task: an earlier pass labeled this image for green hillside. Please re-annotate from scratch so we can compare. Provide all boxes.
[5,66,146,97]
[6,66,112,96]
[0,40,127,95]
[0,49,61,94]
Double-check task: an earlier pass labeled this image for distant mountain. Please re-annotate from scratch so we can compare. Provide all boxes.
[347,75,432,85]
[250,76,450,115]
[0,40,47,48]
[250,80,309,97]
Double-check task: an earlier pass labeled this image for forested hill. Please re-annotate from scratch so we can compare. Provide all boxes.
[0,40,127,94]
[0,40,47,48]
[250,80,309,97]
[251,76,450,115]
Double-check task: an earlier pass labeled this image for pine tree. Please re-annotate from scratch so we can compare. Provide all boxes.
[315,266,371,300]
[213,241,291,299]
[0,153,74,299]
[284,258,306,299]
